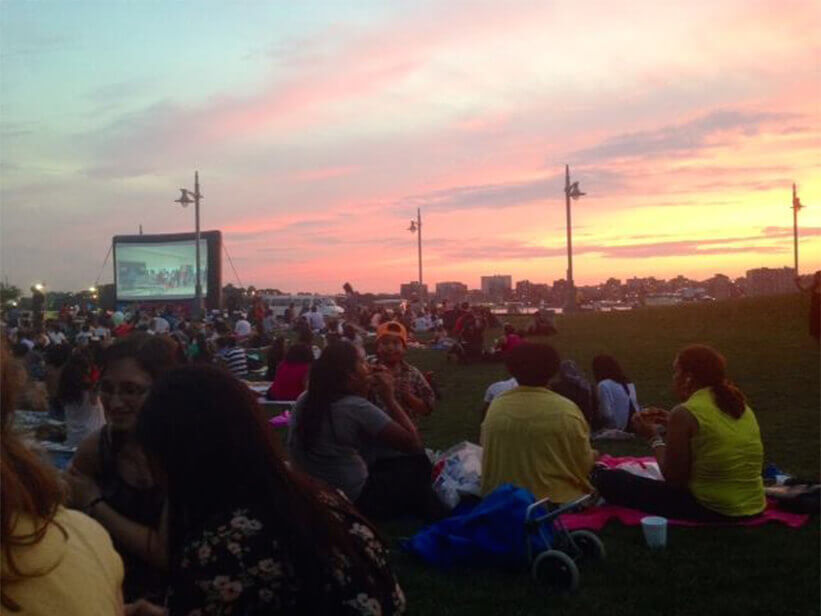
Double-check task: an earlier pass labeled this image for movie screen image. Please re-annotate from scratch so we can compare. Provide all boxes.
[115,240,208,300]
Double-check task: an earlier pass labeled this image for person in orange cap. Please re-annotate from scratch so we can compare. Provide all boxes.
[371,321,434,419]
[358,321,445,521]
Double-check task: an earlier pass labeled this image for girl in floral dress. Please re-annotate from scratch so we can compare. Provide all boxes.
[135,365,406,615]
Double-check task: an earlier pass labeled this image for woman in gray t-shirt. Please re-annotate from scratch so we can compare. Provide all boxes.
[288,343,421,504]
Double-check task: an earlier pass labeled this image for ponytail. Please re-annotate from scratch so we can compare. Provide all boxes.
[677,345,746,419]
[711,380,746,419]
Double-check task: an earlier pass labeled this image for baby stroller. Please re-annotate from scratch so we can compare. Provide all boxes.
[403,486,604,592]
[525,494,605,591]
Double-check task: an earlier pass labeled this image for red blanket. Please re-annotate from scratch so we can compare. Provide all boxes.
[559,456,810,530]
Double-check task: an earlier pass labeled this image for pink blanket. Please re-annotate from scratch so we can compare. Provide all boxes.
[558,456,810,530]
[269,411,291,428]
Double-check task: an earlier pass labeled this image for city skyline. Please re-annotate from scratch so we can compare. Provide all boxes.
[1,1,819,294]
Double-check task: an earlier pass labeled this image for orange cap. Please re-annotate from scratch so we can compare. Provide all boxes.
[376,321,408,345]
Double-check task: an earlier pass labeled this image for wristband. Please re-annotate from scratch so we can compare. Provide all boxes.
[648,436,665,449]
[84,496,105,514]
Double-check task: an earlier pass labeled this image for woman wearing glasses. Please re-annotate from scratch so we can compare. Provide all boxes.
[66,334,179,603]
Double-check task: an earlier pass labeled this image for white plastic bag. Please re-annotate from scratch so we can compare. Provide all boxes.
[431,441,483,509]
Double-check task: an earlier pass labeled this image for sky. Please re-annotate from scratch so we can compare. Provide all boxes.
[1,0,819,294]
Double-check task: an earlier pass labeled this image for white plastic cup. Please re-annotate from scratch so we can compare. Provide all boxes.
[641,516,668,549]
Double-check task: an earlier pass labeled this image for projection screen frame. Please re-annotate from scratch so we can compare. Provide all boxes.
[113,230,222,309]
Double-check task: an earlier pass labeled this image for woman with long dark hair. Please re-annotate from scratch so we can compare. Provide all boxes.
[592,354,640,431]
[1,346,124,614]
[287,342,422,517]
[136,364,406,614]
[592,345,766,521]
[65,333,179,602]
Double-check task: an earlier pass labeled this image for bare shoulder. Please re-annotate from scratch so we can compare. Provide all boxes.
[669,404,698,433]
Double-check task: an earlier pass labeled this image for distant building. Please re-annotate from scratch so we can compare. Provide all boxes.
[466,289,485,304]
[746,267,795,296]
[704,274,737,300]
[552,278,570,299]
[515,280,550,302]
[602,277,623,300]
[435,281,468,304]
[399,281,428,300]
[481,275,512,300]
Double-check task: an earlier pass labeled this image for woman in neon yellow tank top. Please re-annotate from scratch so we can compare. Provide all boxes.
[593,345,766,521]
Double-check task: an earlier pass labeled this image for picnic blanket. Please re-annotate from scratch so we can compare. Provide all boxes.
[559,455,810,530]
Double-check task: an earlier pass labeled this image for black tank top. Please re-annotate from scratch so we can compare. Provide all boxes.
[97,426,166,601]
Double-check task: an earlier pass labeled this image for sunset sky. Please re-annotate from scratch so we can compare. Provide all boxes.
[1,1,819,294]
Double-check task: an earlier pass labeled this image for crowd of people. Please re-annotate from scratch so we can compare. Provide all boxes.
[0,295,773,613]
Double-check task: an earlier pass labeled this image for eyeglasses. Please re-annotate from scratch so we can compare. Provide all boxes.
[99,381,150,399]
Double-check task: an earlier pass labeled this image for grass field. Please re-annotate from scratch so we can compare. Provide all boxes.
[376,293,819,616]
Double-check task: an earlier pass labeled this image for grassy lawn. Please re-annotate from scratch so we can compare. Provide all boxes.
[379,294,819,615]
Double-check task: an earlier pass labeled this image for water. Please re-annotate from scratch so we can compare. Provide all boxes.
[489,306,563,315]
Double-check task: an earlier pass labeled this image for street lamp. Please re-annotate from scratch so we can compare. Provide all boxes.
[30,282,46,329]
[408,208,423,297]
[173,171,204,319]
[563,164,586,312]
[791,183,803,275]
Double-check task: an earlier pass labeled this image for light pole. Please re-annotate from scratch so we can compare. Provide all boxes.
[792,183,803,275]
[564,164,585,312]
[408,207,423,297]
[174,171,204,319]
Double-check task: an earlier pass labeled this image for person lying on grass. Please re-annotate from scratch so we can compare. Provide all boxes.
[592,344,766,522]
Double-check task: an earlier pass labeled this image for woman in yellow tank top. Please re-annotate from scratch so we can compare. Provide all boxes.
[592,345,766,521]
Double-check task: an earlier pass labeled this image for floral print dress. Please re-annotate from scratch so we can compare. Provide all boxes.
[169,492,406,615]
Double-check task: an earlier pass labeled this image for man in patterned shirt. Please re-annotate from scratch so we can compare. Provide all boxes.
[358,321,445,521]
[369,321,435,421]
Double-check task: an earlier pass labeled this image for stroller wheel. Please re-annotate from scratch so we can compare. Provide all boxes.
[569,530,606,561]
[531,549,579,591]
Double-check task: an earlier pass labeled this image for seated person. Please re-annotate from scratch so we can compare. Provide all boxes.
[481,343,595,503]
[287,343,422,519]
[1,347,124,616]
[361,322,445,521]
[216,335,248,379]
[265,336,286,380]
[527,310,557,336]
[592,354,639,431]
[341,322,365,352]
[550,359,596,428]
[490,323,523,360]
[66,334,178,602]
[447,313,485,363]
[56,349,106,449]
[369,322,435,420]
[592,345,766,521]
[479,375,518,421]
[134,364,407,615]
[267,342,313,401]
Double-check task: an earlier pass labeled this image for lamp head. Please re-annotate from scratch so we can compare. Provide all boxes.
[174,189,194,207]
[567,182,586,200]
